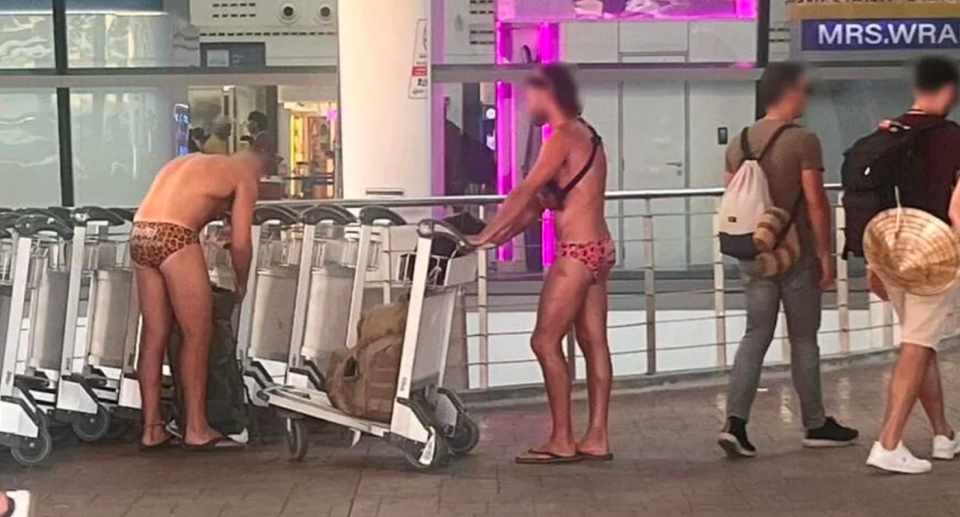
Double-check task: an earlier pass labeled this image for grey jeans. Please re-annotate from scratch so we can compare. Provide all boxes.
[726,255,827,430]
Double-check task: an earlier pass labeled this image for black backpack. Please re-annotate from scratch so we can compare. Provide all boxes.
[841,119,949,258]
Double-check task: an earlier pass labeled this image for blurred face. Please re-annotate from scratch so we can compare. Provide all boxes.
[237,151,268,178]
[247,119,262,134]
[525,75,553,127]
[780,75,812,117]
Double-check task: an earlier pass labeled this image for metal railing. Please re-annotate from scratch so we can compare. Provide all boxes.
[262,184,960,393]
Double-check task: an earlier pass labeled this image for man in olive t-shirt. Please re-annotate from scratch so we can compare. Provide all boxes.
[717,62,859,459]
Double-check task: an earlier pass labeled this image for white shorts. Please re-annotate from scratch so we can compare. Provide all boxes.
[886,283,958,350]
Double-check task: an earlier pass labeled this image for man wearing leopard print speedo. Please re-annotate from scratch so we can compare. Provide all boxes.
[130,151,266,452]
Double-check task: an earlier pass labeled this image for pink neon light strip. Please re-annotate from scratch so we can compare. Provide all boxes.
[495,22,515,262]
[538,22,559,268]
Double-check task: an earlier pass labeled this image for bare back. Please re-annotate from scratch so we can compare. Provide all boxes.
[136,154,248,232]
[552,122,610,243]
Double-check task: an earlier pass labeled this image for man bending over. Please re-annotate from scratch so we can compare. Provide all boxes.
[131,151,264,450]
[471,64,614,464]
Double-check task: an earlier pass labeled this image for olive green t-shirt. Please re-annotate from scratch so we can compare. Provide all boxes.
[724,119,824,253]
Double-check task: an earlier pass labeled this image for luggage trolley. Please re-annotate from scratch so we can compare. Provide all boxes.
[261,218,481,470]
[282,205,357,393]
[0,213,75,466]
[56,207,136,442]
[236,206,305,405]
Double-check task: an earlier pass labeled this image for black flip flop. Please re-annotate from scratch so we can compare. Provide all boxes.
[182,436,245,452]
[138,435,179,453]
[577,450,614,462]
[515,450,582,465]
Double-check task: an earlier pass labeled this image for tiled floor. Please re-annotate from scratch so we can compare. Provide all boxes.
[6,351,960,517]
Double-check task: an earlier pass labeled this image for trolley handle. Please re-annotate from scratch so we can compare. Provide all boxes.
[14,214,74,241]
[417,219,476,254]
[253,206,299,226]
[301,205,357,226]
[14,208,71,225]
[0,212,20,230]
[46,206,73,222]
[109,208,137,222]
[359,206,406,226]
[72,206,125,227]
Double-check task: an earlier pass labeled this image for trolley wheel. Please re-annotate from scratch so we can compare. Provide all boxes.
[448,415,480,455]
[402,428,450,471]
[285,419,308,462]
[11,426,53,467]
[72,406,111,443]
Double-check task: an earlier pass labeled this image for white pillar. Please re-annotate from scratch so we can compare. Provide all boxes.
[338,0,437,203]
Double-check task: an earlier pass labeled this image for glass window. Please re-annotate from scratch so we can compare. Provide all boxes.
[0,90,61,207]
[65,0,339,68]
[72,83,339,206]
[0,1,55,69]
[66,0,199,68]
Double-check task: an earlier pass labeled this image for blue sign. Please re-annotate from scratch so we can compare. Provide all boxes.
[802,19,960,51]
[2,0,163,12]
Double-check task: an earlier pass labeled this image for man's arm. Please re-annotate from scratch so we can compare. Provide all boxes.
[229,176,258,298]
[802,169,832,257]
[475,131,568,246]
[948,174,960,234]
[799,132,834,289]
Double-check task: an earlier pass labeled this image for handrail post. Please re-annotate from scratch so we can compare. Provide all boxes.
[713,198,727,368]
[477,205,490,389]
[643,199,657,375]
[780,313,790,363]
[836,199,850,355]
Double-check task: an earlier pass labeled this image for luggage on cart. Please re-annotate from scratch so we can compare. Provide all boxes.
[327,298,408,423]
[167,287,248,437]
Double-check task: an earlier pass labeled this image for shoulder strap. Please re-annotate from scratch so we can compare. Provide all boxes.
[739,127,753,160]
[738,123,798,166]
[558,119,603,197]
[757,123,798,161]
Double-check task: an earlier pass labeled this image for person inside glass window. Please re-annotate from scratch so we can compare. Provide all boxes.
[203,116,232,156]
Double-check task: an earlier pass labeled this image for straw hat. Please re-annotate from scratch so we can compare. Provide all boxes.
[863,207,960,296]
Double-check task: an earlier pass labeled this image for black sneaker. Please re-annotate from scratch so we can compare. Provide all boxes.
[802,417,859,448]
[718,416,756,458]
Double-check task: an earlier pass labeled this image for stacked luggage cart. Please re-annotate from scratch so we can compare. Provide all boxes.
[0,211,75,466]
[0,202,482,471]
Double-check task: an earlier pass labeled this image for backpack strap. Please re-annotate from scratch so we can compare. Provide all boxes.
[739,127,753,160]
[757,123,798,161]
[739,122,797,164]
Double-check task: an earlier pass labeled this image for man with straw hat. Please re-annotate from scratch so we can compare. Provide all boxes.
[865,56,960,475]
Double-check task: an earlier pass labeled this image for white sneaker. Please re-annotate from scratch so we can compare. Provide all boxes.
[866,441,933,474]
[932,433,960,460]
[4,491,33,517]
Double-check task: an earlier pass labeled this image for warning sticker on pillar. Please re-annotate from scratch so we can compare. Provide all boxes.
[409,18,429,100]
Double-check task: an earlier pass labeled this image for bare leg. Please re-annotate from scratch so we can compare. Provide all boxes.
[134,264,174,446]
[918,353,954,438]
[879,343,934,450]
[520,259,591,459]
[159,243,221,446]
[574,277,612,456]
